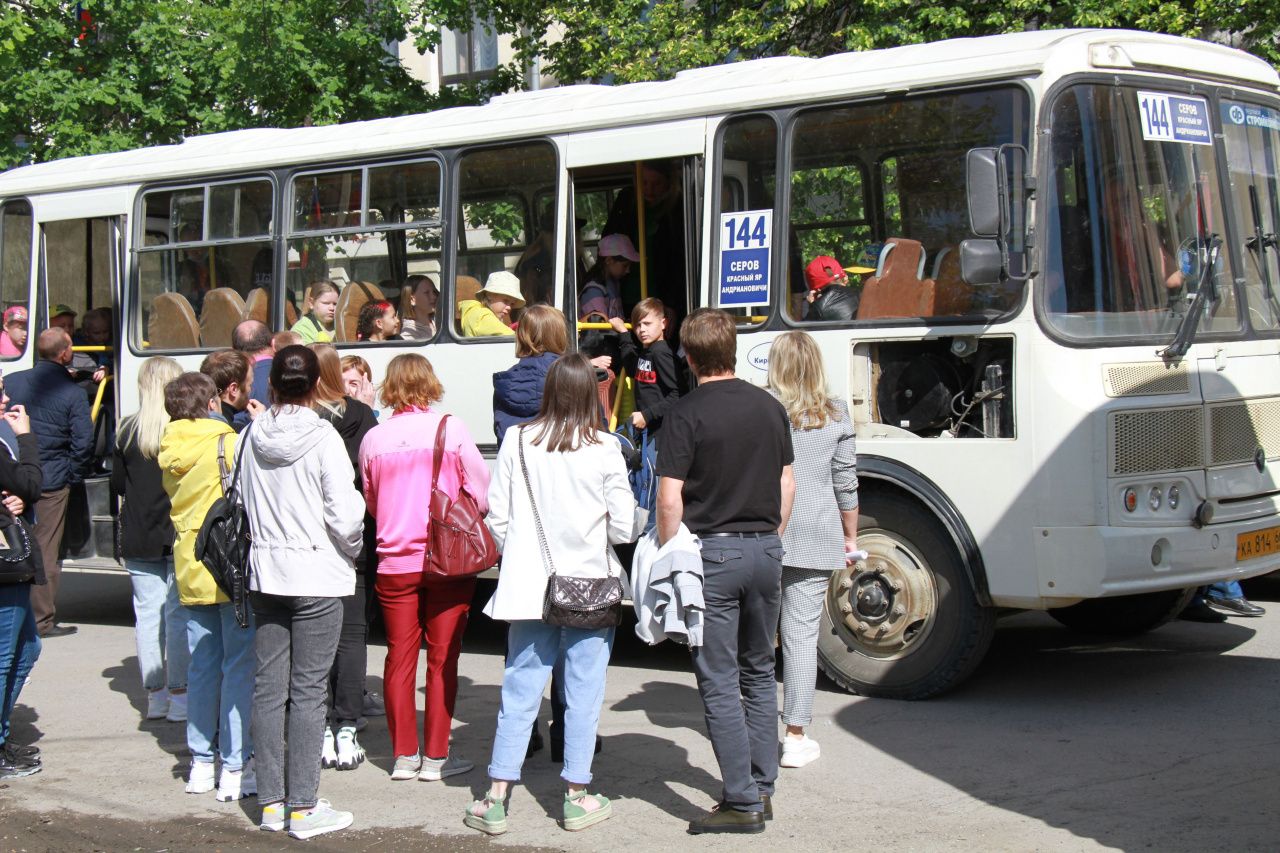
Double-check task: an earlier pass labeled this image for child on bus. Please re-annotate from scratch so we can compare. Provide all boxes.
[357,301,401,342]
[292,280,340,344]
[578,234,637,322]
[609,297,681,438]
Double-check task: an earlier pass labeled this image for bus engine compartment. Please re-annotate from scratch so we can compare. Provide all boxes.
[850,336,1014,439]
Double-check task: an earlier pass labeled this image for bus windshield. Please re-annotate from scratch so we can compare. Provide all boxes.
[1220,98,1280,332]
[1041,83,1239,343]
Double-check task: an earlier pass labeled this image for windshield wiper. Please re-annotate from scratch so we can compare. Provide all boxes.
[1161,160,1220,362]
[1245,183,1280,321]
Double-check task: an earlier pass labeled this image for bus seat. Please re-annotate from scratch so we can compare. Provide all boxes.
[931,247,973,316]
[455,275,482,320]
[147,292,200,350]
[857,238,936,320]
[335,281,383,342]
[199,287,248,348]
[285,299,298,327]
[245,287,269,325]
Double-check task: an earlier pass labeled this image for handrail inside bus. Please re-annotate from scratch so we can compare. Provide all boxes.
[72,345,113,353]
[609,369,628,432]
[577,321,631,331]
[91,374,113,424]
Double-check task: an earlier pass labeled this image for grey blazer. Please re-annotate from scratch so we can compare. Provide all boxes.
[779,398,858,571]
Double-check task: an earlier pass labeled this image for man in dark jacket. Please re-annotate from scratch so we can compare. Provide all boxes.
[231,320,272,431]
[5,328,93,637]
[803,255,860,321]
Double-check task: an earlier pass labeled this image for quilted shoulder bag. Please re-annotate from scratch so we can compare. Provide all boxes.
[518,425,624,630]
[194,427,253,627]
[0,510,38,584]
[425,414,498,578]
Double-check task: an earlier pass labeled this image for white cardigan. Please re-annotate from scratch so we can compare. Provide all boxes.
[484,425,641,621]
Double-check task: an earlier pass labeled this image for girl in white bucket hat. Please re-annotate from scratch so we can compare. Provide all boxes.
[461,271,525,338]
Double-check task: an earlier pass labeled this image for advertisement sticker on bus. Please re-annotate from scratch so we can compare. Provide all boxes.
[1223,101,1280,132]
[1136,91,1212,145]
[718,209,771,307]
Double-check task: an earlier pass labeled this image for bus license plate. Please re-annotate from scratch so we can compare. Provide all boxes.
[1236,526,1280,561]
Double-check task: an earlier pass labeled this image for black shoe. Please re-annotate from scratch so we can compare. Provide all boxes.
[41,624,77,638]
[526,724,544,758]
[762,794,772,821]
[0,754,40,779]
[362,690,386,716]
[1179,597,1227,623]
[4,742,38,760]
[1206,596,1266,617]
[688,803,766,835]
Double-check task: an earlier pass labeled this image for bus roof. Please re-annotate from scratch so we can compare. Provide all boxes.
[2,28,1275,197]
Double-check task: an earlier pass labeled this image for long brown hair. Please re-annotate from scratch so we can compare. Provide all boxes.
[528,353,601,452]
[515,304,568,358]
[308,343,346,412]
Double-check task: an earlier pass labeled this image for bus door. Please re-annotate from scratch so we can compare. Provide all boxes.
[39,214,123,567]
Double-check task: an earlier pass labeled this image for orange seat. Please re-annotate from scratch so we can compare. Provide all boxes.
[147,292,200,350]
[454,275,482,321]
[335,281,384,342]
[199,287,248,348]
[245,288,270,325]
[857,239,936,320]
[931,247,973,316]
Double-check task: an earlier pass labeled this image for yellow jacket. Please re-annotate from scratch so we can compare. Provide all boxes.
[158,417,237,606]
[459,300,514,337]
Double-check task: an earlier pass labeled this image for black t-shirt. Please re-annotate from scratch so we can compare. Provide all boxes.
[618,337,680,434]
[656,378,793,533]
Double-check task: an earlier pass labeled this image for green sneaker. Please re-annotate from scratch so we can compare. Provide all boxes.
[259,802,286,832]
[464,791,508,836]
[563,791,612,832]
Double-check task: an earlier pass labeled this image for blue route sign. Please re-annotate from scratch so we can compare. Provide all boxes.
[718,209,772,307]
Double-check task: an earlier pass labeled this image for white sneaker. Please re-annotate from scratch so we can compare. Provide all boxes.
[145,689,169,720]
[165,692,188,723]
[321,729,337,769]
[288,799,354,840]
[185,759,216,794]
[216,761,257,802]
[390,753,421,781]
[418,754,473,781]
[780,734,821,768]
[335,727,365,771]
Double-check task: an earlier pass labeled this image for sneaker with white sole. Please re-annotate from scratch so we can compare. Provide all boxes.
[418,754,474,781]
[260,802,287,832]
[335,727,365,771]
[779,734,821,768]
[185,759,216,794]
[145,688,169,720]
[288,799,354,840]
[321,728,337,769]
[216,761,257,801]
[165,692,188,723]
[390,753,421,781]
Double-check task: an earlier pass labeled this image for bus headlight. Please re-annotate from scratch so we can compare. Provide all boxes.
[1148,487,1163,512]
[1167,484,1181,510]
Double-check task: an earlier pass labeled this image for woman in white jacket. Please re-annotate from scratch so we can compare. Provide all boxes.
[465,354,640,837]
[238,345,365,840]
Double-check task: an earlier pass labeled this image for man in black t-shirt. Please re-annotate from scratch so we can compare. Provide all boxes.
[655,309,795,835]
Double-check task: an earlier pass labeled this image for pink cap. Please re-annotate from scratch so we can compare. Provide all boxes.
[598,233,640,263]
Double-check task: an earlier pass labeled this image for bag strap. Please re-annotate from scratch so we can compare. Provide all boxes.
[518,426,556,578]
[216,434,231,494]
[223,422,253,502]
[431,413,450,493]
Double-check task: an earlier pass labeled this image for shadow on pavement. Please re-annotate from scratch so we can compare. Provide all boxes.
[102,656,189,781]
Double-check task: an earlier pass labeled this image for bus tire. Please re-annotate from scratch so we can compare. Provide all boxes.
[816,492,995,700]
[1047,587,1196,636]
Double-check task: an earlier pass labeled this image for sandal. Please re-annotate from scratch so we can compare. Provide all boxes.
[563,791,612,832]
[464,790,508,836]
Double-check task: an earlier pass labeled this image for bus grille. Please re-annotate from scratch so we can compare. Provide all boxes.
[1104,361,1190,397]
[1111,397,1280,475]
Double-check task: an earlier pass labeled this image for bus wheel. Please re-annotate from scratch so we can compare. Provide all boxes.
[1047,588,1196,636]
[816,492,995,700]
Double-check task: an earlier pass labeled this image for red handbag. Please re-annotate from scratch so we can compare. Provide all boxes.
[425,414,498,578]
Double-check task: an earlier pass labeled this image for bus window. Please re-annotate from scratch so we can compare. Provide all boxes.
[0,200,33,359]
[1042,85,1238,342]
[1221,98,1280,333]
[135,179,274,351]
[784,87,1028,324]
[715,114,777,326]
[287,158,443,344]
[453,142,557,339]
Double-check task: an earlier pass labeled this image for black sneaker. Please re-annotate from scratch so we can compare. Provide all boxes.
[0,753,40,779]
[4,742,39,760]
[687,803,766,835]
[1180,597,1227,623]
[1206,596,1267,617]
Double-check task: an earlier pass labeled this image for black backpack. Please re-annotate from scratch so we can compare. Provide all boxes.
[194,426,253,627]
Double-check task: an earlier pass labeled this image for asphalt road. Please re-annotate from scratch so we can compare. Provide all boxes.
[2,569,1277,852]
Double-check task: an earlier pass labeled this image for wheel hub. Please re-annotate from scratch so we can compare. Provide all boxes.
[829,535,939,659]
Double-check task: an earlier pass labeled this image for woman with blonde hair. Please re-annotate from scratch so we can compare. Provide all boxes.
[112,356,190,722]
[309,344,377,772]
[492,305,567,448]
[766,331,858,770]
[359,354,490,782]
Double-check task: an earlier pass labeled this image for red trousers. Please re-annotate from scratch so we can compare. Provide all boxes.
[375,572,476,760]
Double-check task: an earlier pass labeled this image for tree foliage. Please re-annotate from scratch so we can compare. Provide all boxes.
[0,0,1276,170]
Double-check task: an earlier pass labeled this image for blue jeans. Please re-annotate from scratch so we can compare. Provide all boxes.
[0,583,39,747]
[489,620,614,786]
[1206,581,1244,600]
[185,603,255,769]
[126,557,190,692]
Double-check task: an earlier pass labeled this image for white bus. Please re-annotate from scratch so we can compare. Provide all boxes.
[2,28,1278,698]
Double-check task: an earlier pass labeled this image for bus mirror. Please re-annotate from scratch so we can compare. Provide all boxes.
[959,238,1003,286]
[966,148,1004,239]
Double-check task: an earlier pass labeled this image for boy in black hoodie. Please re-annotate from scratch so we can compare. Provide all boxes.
[611,297,681,437]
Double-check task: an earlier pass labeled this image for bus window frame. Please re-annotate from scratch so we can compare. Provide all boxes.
[1034,73,1251,350]
[777,81,1034,331]
[129,173,279,357]
[1213,85,1280,340]
[0,197,35,361]
[444,137,562,346]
